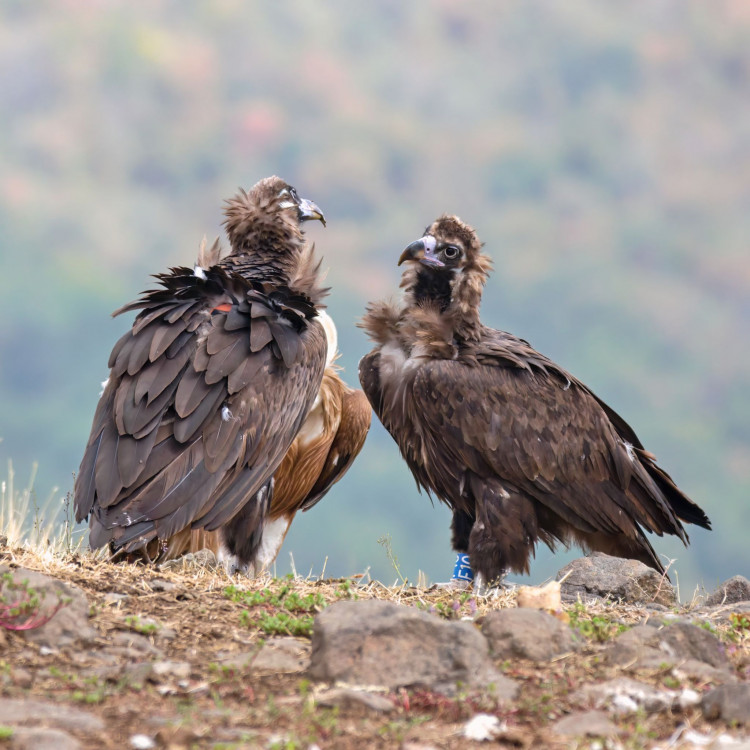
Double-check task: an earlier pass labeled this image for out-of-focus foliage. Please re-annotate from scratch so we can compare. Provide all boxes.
[1,0,748,592]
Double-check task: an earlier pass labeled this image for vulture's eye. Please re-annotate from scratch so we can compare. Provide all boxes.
[289,187,299,203]
[443,245,460,259]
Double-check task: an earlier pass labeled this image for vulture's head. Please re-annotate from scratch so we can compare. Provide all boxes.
[397,215,491,334]
[223,175,325,255]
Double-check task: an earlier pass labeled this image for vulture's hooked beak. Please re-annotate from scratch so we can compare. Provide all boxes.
[398,235,444,268]
[298,198,326,227]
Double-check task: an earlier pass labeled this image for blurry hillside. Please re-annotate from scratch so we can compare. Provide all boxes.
[0,0,748,592]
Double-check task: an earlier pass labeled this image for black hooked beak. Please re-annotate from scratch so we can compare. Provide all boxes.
[397,235,444,268]
[298,198,326,227]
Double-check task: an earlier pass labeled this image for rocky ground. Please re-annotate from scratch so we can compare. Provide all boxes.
[0,544,749,750]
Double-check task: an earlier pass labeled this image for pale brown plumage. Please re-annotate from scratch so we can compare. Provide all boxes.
[74,176,330,572]
[359,215,711,583]
[144,318,371,570]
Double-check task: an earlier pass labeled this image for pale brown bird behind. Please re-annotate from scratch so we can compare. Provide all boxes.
[144,311,371,572]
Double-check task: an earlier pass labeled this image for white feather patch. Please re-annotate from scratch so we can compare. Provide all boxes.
[255,516,292,569]
[193,265,207,280]
[624,441,636,462]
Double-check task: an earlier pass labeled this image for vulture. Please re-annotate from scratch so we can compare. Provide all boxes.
[139,307,372,571]
[359,215,711,585]
[74,175,335,574]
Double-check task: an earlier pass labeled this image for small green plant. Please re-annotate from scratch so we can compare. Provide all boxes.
[377,534,407,585]
[334,578,359,600]
[72,688,106,704]
[568,602,628,642]
[268,739,301,750]
[728,612,750,643]
[239,607,312,636]
[226,581,326,635]
[662,675,681,689]
[0,726,13,740]
[124,615,159,635]
[698,620,719,636]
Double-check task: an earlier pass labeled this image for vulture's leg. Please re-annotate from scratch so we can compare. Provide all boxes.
[468,477,539,589]
[218,478,274,575]
[448,508,475,588]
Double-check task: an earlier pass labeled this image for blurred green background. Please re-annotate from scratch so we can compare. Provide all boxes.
[1,0,748,594]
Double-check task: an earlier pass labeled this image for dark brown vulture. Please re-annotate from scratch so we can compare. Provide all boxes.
[141,310,372,571]
[74,176,332,574]
[359,215,711,585]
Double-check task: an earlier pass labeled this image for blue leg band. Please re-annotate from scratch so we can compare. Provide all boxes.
[452,553,474,581]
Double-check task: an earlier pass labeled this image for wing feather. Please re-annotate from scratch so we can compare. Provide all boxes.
[410,357,676,538]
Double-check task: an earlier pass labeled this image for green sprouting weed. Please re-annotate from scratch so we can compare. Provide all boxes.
[377,534,407,585]
[124,615,159,635]
[568,601,628,642]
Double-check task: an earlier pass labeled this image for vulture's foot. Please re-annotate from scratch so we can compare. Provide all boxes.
[160,548,220,573]
[472,571,509,598]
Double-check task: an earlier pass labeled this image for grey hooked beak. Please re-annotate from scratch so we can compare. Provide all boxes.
[397,235,443,268]
[298,198,326,227]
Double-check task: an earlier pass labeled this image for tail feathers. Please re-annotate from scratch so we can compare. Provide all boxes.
[646,462,711,530]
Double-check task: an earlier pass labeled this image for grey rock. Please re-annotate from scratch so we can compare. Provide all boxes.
[315,687,394,713]
[552,710,620,737]
[0,698,104,732]
[576,677,677,714]
[310,600,516,697]
[604,623,731,673]
[702,684,750,725]
[90,660,155,688]
[706,576,750,606]
[671,659,738,684]
[216,651,254,670]
[556,554,676,606]
[251,637,310,674]
[482,608,579,661]
[104,631,164,659]
[0,565,97,648]
[10,727,82,750]
[150,661,191,681]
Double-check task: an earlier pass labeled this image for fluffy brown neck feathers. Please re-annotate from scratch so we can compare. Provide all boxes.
[221,176,328,306]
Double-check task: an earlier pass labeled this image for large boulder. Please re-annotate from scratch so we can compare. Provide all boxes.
[556,554,676,606]
[702,684,750,725]
[604,622,733,678]
[482,608,580,661]
[705,575,750,606]
[309,600,516,697]
[0,565,96,648]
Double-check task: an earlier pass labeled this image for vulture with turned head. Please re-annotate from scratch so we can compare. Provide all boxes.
[74,175,348,574]
[359,215,711,585]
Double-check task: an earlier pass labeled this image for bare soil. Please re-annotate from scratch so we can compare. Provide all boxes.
[1,546,749,749]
